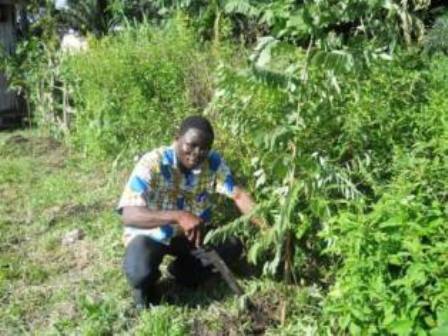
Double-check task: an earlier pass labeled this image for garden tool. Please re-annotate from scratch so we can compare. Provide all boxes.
[191,247,244,296]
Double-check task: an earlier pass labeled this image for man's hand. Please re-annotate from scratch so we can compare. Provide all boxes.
[176,211,203,232]
[178,211,203,248]
[186,226,203,248]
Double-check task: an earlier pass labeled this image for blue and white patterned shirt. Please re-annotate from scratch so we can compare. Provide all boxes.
[118,145,235,245]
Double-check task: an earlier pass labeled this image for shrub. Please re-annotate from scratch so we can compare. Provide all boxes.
[322,158,447,334]
[206,40,448,333]
[319,54,448,335]
[62,16,213,158]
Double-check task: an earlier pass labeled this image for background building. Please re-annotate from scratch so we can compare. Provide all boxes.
[0,0,23,128]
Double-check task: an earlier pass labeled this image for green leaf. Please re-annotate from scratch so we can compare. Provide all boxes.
[389,319,413,336]
[430,308,448,336]
[437,308,448,324]
[349,322,362,335]
[379,216,404,229]
[431,324,448,336]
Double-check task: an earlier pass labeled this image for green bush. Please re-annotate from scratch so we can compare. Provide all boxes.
[62,16,213,158]
[320,55,448,335]
[207,44,448,333]
[322,161,447,334]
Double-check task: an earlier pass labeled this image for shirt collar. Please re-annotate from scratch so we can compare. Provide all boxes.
[161,145,177,168]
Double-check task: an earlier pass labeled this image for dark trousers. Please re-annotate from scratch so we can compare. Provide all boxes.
[123,235,243,305]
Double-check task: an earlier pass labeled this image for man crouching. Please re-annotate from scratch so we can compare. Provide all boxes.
[118,115,261,309]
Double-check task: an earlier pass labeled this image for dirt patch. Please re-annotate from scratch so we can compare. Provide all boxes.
[4,134,29,145]
[62,239,95,271]
[2,134,66,165]
[4,134,60,151]
[190,295,282,335]
[43,202,103,227]
[190,304,246,336]
[51,301,78,321]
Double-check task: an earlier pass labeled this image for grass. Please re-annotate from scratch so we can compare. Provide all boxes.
[0,130,321,335]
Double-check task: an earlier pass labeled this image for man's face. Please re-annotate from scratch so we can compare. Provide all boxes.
[175,128,212,171]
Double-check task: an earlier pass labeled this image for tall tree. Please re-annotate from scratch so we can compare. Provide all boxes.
[60,0,112,36]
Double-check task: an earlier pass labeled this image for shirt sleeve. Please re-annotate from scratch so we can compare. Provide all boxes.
[211,152,236,198]
[117,151,160,213]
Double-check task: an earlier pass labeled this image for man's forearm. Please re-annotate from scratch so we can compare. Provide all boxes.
[121,206,181,229]
[233,187,267,230]
[233,187,254,215]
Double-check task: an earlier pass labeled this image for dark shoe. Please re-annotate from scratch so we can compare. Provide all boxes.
[133,286,160,309]
[133,288,147,310]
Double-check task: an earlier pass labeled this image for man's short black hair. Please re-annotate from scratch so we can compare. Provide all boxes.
[179,115,214,143]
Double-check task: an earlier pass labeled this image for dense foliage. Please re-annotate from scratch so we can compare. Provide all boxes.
[320,56,448,334]
[3,0,448,334]
[207,40,448,333]
[61,18,213,157]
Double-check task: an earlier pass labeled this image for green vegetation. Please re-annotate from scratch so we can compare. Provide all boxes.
[0,132,318,334]
[1,0,448,334]
[62,17,213,158]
